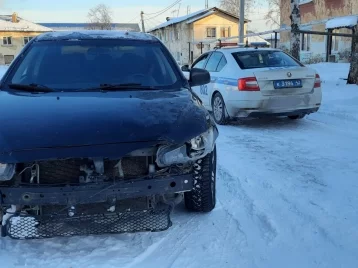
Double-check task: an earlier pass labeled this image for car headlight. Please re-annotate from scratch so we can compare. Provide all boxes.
[0,163,16,181]
[156,127,218,167]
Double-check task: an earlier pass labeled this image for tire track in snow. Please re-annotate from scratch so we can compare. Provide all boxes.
[217,165,278,245]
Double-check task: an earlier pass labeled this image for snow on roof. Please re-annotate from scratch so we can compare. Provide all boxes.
[326,15,358,29]
[246,35,270,45]
[148,7,247,32]
[260,33,280,40]
[0,15,52,32]
[149,9,210,32]
[185,11,216,24]
[36,30,156,41]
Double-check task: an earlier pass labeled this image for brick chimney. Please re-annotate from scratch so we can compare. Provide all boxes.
[12,12,18,23]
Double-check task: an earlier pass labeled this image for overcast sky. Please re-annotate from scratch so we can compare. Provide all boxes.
[1,0,272,31]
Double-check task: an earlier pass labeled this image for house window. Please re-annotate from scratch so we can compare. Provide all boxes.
[301,33,311,51]
[174,29,180,40]
[4,55,14,64]
[206,28,216,38]
[220,27,231,38]
[2,37,12,46]
[23,36,33,45]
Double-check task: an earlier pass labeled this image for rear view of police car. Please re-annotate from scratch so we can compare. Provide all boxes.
[183,46,322,124]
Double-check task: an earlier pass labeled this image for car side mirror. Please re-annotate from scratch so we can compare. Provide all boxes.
[181,65,190,72]
[189,68,210,87]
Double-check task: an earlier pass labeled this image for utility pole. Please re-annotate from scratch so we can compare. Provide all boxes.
[140,11,145,33]
[205,0,209,9]
[290,0,301,60]
[187,6,191,15]
[239,0,245,44]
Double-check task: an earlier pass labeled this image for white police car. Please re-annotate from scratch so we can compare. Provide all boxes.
[182,46,322,124]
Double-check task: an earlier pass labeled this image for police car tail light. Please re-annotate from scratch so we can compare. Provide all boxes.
[314,74,321,88]
[238,77,260,91]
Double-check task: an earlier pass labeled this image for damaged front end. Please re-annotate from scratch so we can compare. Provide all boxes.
[0,126,218,239]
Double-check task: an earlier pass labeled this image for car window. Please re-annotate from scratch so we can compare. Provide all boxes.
[205,52,223,72]
[232,50,302,70]
[216,55,227,72]
[192,54,210,69]
[9,40,181,91]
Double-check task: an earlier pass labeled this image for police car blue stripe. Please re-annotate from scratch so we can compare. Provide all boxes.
[211,76,237,87]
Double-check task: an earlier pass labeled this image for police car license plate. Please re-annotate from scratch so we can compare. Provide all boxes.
[274,79,302,89]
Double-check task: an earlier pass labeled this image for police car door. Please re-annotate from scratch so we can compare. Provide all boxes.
[190,53,211,105]
[203,52,226,108]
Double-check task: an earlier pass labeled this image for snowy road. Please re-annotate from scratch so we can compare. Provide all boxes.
[1,64,358,268]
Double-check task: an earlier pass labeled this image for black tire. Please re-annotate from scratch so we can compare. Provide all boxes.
[212,93,229,125]
[288,114,305,120]
[185,147,216,212]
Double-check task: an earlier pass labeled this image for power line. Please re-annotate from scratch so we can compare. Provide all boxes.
[145,0,182,21]
[144,0,181,16]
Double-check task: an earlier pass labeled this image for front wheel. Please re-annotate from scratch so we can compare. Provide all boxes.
[185,147,216,212]
[212,93,229,125]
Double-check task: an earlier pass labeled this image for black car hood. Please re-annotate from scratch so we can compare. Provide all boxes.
[0,89,210,163]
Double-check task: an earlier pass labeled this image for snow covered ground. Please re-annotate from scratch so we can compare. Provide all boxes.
[1,63,358,268]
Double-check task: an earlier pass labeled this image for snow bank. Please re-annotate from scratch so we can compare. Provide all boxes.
[309,62,350,83]
[326,15,358,29]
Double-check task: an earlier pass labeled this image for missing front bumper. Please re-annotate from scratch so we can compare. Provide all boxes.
[0,174,193,206]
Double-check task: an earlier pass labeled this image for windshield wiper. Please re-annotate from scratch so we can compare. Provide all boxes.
[8,83,55,93]
[77,83,159,92]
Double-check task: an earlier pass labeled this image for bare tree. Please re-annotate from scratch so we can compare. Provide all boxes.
[87,4,113,30]
[264,0,280,28]
[219,0,256,15]
[290,0,301,60]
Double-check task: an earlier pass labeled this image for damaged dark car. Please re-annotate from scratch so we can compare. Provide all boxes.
[0,31,218,239]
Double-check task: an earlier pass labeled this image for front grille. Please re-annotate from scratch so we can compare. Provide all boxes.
[5,204,172,239]
[23,157,149,185]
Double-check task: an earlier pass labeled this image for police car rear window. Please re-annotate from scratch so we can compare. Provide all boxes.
[232,50,302,70]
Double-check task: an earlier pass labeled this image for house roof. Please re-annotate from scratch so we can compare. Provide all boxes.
[0,15,52,32]
[39,23,140,32]
[325,15,358,29]
[148,7,249,32]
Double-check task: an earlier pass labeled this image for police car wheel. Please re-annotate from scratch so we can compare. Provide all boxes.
[212,93,228,125]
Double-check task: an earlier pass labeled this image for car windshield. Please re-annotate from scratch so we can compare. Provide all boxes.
[232,50,302,70]
[9,39,181,91]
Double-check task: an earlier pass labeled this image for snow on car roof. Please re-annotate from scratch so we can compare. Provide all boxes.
[36,30,157,41]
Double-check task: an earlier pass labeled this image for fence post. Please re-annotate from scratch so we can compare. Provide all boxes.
[219,39,222,48]
[325,29,332,62]
[200,42,203,54]
[188,42,191,64]
[274,32,278,48]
